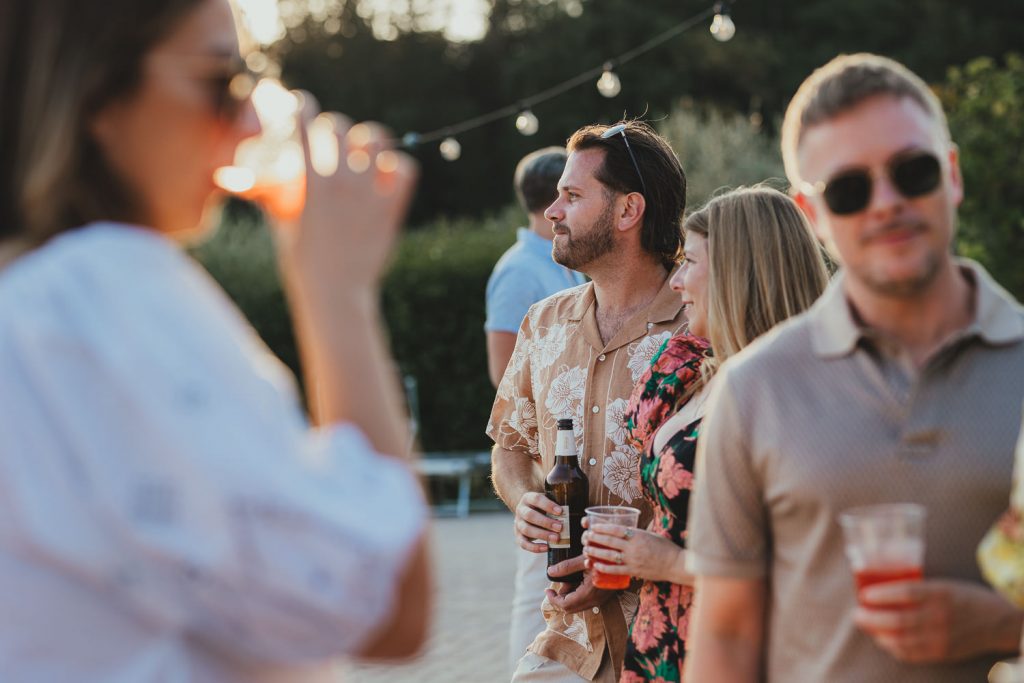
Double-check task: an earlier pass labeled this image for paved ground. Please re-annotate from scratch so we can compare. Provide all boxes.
[339,511,518,683]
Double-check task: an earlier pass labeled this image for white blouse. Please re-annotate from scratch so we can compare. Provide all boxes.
[0,222,427,682]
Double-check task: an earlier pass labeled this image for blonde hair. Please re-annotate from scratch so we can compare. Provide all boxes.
[685,186,829,383]
[781,53,950,187]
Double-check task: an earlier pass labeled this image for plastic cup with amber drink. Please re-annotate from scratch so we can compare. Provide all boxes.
[214,79,337,222]
[585,506,641,589]
[839,503,926,608]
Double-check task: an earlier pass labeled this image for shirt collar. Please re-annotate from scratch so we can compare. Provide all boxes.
[962,258,1024,344]
[647,266,687,324]
[810,259,1024,359]
[808,272,861,358]
[566,271,682,322]
[567,281,596,323]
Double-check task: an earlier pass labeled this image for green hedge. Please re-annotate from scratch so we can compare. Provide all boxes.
[192,202,520,451]
[942,54,1024,301]
[659,104,786,207]
[381,208,520,451]
[190,202,300,378]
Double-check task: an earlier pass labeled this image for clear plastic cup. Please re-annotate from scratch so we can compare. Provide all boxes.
[839,503,926,608]
[585,505,640,589]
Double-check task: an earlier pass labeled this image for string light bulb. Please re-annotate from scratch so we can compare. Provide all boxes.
[710,2,735,42]
[596,62,622,98]
[401,132,420,150]
[439,137,461,161]
[515,109,539,135]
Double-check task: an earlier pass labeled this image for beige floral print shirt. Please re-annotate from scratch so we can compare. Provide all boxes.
[488,276,686,679]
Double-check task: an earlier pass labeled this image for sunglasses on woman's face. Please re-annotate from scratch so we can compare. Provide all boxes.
[801,150,943,216]
[151,53,257,121]
[207,64,256,121]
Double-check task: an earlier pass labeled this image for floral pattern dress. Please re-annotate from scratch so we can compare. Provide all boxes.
[978,421,1024,607]
[620,334,709,683]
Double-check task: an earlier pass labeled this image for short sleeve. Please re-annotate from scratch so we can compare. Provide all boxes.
[686,364,769,578]
[485,261,545,333]
[486,312,540,456]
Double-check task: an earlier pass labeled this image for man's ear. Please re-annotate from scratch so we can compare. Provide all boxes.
[617,192,645,233]
[793,191,828,244]
[793,190,816,223]
[946,143,964,209]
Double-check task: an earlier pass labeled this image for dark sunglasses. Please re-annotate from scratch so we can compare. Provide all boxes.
[801,150,942,216]
[600,123,648,197]
[209,65,256,121]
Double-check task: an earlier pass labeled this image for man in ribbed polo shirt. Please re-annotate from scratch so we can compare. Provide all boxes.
[488,121,688,682]
[486,147,587,676]
[686,54,1024,682]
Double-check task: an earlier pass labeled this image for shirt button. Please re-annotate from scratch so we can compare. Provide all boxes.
[646,322,654,329]
[591,405,600,414]
[588,458,597,466]
[598,354,606,362]
[592,607,600,614]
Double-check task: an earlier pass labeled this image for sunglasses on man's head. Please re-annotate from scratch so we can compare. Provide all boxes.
[600,123,648,197]
[800,150,942,216]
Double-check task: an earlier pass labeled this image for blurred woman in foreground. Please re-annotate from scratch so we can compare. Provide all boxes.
[0,0,430,679]
[583,186,830,682]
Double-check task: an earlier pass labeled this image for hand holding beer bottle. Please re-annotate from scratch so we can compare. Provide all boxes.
[544,418,589,584]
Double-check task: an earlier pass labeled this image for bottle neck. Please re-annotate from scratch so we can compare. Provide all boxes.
[554,429,577,459]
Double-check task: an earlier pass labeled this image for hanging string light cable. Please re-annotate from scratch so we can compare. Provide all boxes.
[398,2,724,153]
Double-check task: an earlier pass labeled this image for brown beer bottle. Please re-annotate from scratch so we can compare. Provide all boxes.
[545,417,589,583]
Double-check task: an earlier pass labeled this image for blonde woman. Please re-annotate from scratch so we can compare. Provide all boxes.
[0,0,429,679]
[582,186,830,682]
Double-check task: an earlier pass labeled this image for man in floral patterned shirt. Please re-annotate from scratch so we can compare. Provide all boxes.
[489,120,689,682]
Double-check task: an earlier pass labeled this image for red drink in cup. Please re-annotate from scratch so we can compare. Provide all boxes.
[216,168,306,221]
[214,79,338,223]
[854,564,923,591]
[590,541,631,590]
[853,563,923,608]
[585,506,640,590]
[840,504,926,609]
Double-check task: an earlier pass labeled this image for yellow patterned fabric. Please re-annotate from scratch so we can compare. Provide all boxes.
[979,416,1024,607]
[979,508,1024,608]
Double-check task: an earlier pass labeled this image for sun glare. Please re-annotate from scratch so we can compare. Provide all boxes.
[429,0,489,42]
[234,0,489,46]
[234,0,284,45]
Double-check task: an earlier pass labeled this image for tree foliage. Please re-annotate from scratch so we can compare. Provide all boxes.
[271,0,1024,225]
[660,104,784,207]
[942,53,1024,300]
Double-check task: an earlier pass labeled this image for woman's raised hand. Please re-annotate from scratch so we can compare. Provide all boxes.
[282,94,418,295]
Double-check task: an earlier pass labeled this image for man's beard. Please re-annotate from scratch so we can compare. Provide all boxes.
[855,219,943,297]
[552,201,616,271]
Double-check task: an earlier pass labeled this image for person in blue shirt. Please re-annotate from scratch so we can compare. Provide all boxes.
[486,147,587,387]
